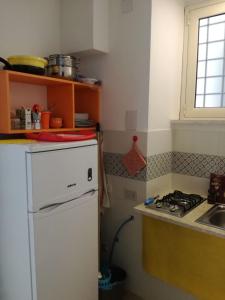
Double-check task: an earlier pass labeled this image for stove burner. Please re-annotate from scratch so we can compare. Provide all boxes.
[147,190,205,217]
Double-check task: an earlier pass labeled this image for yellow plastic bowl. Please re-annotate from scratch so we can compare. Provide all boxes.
[7,55,48,68]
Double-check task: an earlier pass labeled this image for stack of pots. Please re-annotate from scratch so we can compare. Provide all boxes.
[47,54,80,80]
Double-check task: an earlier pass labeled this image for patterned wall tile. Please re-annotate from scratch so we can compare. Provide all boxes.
[146,152,172,181]
[104,152,172,181]
[104,152,147,181]
[172,152,225,178]
[104,151,225,182]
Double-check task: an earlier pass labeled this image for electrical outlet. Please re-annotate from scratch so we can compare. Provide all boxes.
[124,189,137,201]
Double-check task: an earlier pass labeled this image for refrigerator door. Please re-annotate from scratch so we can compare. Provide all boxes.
[29,191,98,300]
[26,144,98,212]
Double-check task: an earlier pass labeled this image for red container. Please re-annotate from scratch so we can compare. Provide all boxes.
[41,111,51,129]
[50,117,63,129]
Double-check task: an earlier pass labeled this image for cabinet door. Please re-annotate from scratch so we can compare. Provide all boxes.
[61,0,109,54]
[29,192,98,300]
[26,145,98,212]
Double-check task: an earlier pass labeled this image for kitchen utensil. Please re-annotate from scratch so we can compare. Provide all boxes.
[0,56,47,75]
[208,173,225,204]
[75,113,89,121]
[77,76,101,85]
[50,117,63,129]
[122,136,146,176]
[16,107,32,130]
[8,55,47,69]
[47,54,79,79]
[41,111,51,129]
[11,118,21,129]
[75,119,96,128]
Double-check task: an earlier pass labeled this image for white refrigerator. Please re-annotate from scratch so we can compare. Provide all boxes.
[0,140,98,300]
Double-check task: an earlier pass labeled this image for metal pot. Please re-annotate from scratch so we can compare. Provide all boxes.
[47,54,79,79]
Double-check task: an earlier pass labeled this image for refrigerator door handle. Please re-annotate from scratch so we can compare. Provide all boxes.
[38,189,97,213]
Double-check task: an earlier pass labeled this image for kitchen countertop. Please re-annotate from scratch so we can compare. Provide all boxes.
[135,201,225,239]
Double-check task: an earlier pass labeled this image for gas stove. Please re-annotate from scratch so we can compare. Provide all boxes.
[146,191,206,217]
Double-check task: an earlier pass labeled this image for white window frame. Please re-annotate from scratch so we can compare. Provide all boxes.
[181,0,225,119]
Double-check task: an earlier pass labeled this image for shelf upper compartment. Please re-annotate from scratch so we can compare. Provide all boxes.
[1,70,73,86]
[0,70,100,134]
[0,70,101,90]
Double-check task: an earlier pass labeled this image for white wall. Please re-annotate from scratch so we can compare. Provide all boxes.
[0,0,61,58]
[80,0,151,132]
[148,0,184,131]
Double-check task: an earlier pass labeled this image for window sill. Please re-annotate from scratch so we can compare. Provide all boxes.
[171,119,225,131]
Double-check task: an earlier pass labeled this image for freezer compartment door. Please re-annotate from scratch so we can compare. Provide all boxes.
[29,192,98,300]
[26,144,98,212]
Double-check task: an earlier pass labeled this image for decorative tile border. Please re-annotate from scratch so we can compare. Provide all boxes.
[104,152,172,181]
[103,153,147,181]
[146,152,172,181]
[104,151,225,181]
[172,152,225,178]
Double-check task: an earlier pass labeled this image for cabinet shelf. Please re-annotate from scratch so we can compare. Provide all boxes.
[0,70,100,134]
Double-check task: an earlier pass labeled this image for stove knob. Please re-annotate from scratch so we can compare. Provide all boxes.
[156,202,162,208]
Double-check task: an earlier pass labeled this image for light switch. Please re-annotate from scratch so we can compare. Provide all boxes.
[125,110,137,130]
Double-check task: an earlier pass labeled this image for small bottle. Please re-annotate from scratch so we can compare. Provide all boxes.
[25,108,32,130]
[32,111,41,129]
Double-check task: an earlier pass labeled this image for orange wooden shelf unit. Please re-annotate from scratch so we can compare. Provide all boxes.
[0,70,100,134]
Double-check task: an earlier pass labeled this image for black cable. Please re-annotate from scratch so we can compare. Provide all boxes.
[108,215,134,267]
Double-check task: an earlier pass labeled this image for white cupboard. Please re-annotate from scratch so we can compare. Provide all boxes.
[61,0,109,55]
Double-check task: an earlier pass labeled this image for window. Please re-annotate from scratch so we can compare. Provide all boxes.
[181,1,225,118]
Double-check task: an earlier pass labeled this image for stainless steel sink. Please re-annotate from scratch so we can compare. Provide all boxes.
[196,205,225,230]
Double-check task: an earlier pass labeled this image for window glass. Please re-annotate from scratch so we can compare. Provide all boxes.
[205,95,222,107]
[206,59,223,76]
[195,13,225,109]
[208,23,225,42]
[196,78,205,94]
[198,44,207,60]
[207,41,224,59]
[197,61,206,77]
[195,95,204,107]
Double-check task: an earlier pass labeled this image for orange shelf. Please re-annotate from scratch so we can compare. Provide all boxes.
[74,81,101,91]
[0,70,100,134]
[4,70,74,86]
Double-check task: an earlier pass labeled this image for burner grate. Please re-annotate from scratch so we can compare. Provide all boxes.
[148,191,206,217]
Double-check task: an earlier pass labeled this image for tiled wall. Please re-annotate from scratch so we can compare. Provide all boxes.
[172,152,225,178]
[104,124,225,183]
[103,129,173,182]
[104,152,172,181]
[104,151,225,181]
